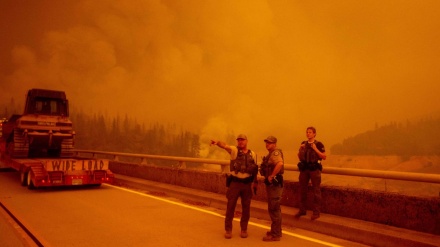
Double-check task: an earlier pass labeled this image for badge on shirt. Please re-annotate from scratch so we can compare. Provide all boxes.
[273,151,280,156]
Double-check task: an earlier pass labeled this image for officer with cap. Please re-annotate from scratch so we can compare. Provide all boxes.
[211,134,258,239]
[261,136,284,241]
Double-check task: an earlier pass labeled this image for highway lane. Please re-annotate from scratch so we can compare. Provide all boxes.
[0,170,368,247]
[0,202,33,247]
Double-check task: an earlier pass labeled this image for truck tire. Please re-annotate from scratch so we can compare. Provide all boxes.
[20,171,28,186]
[27,172,35,190]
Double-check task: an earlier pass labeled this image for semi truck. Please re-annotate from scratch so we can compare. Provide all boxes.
[0,88,114,189]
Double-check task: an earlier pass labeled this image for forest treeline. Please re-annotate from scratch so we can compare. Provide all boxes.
[2,99,439,157]
[330,117,440,156]
[70,112,201,158]
[1,101,201,165]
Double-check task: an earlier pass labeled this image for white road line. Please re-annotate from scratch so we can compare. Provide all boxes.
[106,184,343,247]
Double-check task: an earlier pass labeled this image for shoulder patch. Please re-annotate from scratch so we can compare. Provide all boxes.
[273,151,280,156]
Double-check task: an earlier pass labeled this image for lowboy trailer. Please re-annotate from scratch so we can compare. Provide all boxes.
[0,154,114,189]
[0,88,115,189]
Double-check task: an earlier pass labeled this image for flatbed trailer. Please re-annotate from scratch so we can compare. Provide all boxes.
[0,152,114,189]
[0,88,115,189]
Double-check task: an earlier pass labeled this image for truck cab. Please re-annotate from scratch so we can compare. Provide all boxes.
[2,89,75,158]
[0,89,114,189]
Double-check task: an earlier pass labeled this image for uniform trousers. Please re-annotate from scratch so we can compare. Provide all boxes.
[225,180,253,231]
[266,184,283,237]
[298,169,322,215]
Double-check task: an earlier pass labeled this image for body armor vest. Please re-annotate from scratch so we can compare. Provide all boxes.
[299,141,321,164]
[230,148,257,175]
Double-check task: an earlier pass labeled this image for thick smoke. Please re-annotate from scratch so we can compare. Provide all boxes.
[1,0,440,161]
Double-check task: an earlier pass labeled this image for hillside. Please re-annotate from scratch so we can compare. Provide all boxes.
[330,117,440,156]
[319,155,440,197]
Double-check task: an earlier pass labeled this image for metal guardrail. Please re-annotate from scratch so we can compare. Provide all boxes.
[74,150,440,184]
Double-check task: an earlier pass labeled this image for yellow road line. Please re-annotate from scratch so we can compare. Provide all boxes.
[247,220,343,247]
[106,184,343,247]
[105,184,225,217]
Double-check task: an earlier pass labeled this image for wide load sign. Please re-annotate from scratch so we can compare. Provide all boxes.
[42,159,109,172]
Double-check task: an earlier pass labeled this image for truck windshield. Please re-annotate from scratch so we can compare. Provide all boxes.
[33,99,68,116]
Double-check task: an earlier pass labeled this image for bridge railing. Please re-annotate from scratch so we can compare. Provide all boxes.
[74,149,440,184]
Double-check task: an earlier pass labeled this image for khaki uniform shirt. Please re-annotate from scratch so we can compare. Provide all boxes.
[268,149,283,166]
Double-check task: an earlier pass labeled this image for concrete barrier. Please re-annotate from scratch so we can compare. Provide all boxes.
[109,161,440,235]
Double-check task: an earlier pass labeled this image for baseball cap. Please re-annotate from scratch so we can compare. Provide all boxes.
[236,134,247,140]
[264,136,277,143]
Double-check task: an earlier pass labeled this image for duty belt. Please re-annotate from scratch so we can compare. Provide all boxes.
[231,176,253,184]
[304,162,321,171]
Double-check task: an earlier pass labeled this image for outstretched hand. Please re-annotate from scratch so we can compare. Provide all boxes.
[252,183,258,195]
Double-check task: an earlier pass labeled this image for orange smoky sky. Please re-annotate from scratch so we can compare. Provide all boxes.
[1,0,440,159]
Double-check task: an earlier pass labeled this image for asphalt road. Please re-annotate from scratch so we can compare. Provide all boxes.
[0,170,368,247]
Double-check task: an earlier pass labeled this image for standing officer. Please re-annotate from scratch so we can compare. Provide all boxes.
[211,134,258,239]
[260,136,284,241]
[295,126,326,220]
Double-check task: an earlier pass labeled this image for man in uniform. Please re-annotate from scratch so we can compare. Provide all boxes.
[260,136,284,241]
[295,126,326,220]
[211,134,258,239]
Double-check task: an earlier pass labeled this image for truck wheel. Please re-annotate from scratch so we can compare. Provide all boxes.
[27,172,35,190]
[20,172,28,186]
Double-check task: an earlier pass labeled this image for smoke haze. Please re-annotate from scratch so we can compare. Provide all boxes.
[1,0,440,158]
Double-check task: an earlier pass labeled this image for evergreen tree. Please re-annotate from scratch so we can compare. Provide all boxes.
[331,117,440,155]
